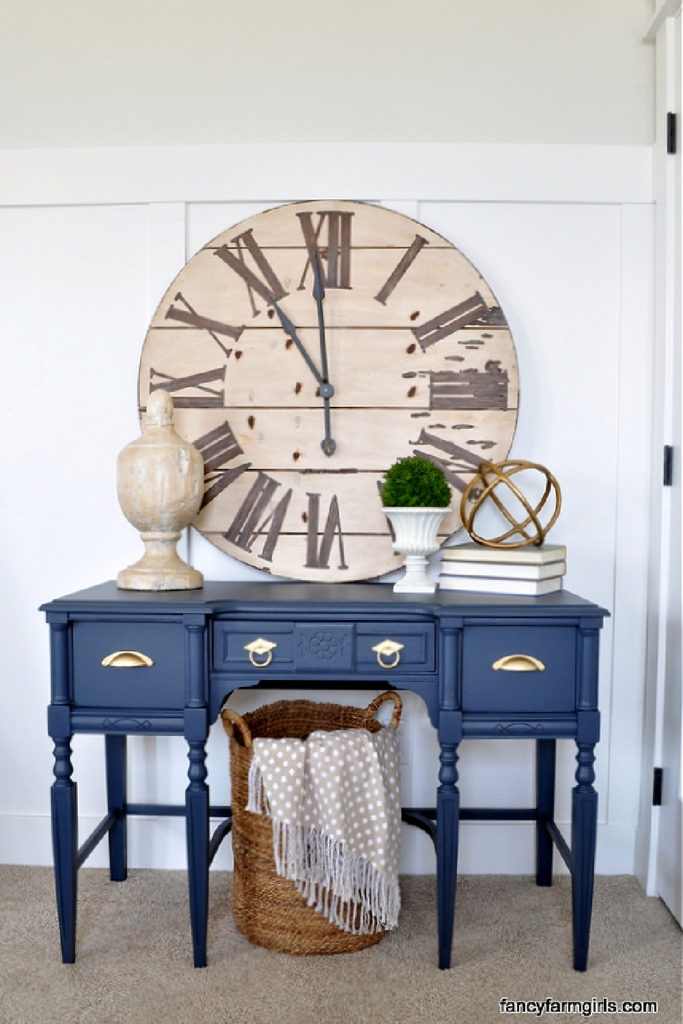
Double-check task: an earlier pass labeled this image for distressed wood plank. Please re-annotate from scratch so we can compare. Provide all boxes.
[194,467,464,536]
[139,328,519,411]
[148,248,506,333]
[162,407,517,473]
[194,530,405,582]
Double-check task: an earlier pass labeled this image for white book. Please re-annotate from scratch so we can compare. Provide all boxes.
[441,542,567,566]
[438,574,564,596]
[440,559,567,581]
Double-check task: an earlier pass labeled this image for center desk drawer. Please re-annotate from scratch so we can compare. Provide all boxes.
[213,621,435,675]
[72,622,186,709]
[462,625,576,713]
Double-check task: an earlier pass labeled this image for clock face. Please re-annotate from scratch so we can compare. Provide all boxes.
[138,200,519,581]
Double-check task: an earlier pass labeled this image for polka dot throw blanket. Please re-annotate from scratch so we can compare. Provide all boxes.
[246,726,401,934]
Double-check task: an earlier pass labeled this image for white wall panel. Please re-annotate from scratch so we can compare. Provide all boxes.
[0,204,150,842]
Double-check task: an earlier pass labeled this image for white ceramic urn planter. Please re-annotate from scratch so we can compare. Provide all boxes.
[116,390,204,591]
[383,507,450,594]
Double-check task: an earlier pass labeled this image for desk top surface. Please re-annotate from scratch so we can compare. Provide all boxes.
[41,580,609,621]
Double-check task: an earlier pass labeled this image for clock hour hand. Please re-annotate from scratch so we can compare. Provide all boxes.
[271,300,322,385]
[312,253,336,456]
[319,381,336,456]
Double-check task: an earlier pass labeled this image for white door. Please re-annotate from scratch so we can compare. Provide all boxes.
[651,6,682,926]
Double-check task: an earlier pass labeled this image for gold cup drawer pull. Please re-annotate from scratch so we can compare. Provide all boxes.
[101,650,154,668]
[372,639,405,669]
[492,653,546,673]
[244,638,278,667]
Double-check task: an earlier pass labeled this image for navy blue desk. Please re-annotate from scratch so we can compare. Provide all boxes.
[42,581,608,969]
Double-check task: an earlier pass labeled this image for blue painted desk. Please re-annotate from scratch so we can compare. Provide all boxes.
[42,581,608,969]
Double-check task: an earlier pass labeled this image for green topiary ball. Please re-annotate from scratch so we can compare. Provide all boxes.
[380,455,451,508]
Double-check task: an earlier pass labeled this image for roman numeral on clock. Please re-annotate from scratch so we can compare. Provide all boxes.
[412,292,488,351]
[374,234,429,305]
[430,363,509,410]
[304,493,348,570]
[412,428,485,493]
[149,366,227,407]
[224,471,293,561]
[194,420,248,507]
[164,291,243,357]
[215,229,288,317]
[296,210,353,289]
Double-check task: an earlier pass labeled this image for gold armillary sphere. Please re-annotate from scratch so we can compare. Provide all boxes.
[460,460,562,548]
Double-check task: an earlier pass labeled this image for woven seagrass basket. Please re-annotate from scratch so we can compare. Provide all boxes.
[220,691,402,956]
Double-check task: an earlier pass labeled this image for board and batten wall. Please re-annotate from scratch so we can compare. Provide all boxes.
[0,141,653,874]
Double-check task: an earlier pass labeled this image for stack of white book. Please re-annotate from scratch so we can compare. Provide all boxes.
[439,543,567,595]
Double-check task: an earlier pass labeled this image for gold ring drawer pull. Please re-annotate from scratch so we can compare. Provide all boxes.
[101,650,154,668]
[244,638,278,667]
[492,654,546,672]
[372,639,405,669]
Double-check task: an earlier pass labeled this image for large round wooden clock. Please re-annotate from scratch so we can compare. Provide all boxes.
[138,200,519,581]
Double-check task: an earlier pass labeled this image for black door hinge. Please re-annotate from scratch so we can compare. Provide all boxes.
[653,767,663,806]
[667,112,677,154]
[663,445,674,486]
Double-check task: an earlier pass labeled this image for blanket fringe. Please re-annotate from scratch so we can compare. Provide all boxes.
[246,755,267,815]
[271,817,400,935]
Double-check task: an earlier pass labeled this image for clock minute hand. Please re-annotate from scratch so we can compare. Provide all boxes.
[312,252,330,382]
[271,300,322,385]
[312,253,336,456]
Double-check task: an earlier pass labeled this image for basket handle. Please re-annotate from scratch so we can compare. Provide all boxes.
[365,691,402,729]
[220,707,253,749]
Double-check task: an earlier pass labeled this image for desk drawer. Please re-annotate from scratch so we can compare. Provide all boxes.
[462,625,576,713]
[212,620,435,675]
[213,623,300,672]
[356,623,435,673]
[72,622,186,709]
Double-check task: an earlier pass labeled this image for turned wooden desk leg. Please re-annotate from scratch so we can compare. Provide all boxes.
[535,739,556,886]
[436,709,462,970]
[51,736,77,964]
[186,737,209,968]
[437,748,460,970]
[105,735,127,882]
[571,734,599,971]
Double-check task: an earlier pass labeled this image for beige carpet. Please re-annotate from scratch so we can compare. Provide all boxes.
[0,867,680,1024]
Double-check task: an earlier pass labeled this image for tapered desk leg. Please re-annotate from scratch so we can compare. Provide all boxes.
[51,737,77,964]
[535,739,556,886]
[571,739,598,971]
[186,738,209,968]
[105,734,127,882]
[437,735,461,970]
